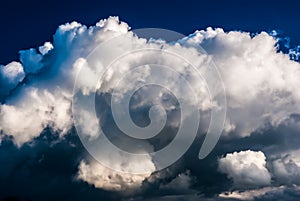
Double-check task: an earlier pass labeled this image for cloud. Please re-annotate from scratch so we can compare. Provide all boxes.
[0,131,115,201]
[77,159,154,192]
[254,185,300,201]
[158,170,196,193]
[0,61,24,100]
[219,187,277,201]
[182,28,300,138]
[218,150,271,187]
[1,16,300,151]
[219,186,300,201]
[0,16,300,200]
[0,17,131,146]
[0,87,72,146]
[60,18,300,148]
[271,150,300,185]
[39,42,54,55]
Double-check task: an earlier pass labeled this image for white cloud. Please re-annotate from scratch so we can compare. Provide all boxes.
[0,17,132,146]
[218,150,271,187]
[39,42,54,55]
[77,158,155,192]
[183,28,300,137]
[0,87,72,146]
[0,16,300,193]
[1,16,300,147]
[0,61,24,98]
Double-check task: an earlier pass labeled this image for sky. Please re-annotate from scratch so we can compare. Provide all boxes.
[1,0,300,64]
[1,1,300,201]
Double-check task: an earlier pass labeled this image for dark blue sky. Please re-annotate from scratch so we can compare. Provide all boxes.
[1,0,299,64]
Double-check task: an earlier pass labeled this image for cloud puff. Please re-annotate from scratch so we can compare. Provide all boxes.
[218,150,271,187]
[0,61,24,99]
[0,87,72,146]
[77,159,155,192]
[39,42,54,55]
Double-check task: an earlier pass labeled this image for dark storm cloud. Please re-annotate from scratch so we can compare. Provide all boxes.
[0,129,118,201]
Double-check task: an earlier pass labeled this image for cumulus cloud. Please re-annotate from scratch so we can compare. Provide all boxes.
[1,16,300,151]
[0,16,300,200]
[77,158,155,191]
[68,18,300,149]
[0,61,24,99]
[183,28,300,137]
[218,150,271,187]
[0,87,72,146]
[0,17,131,146]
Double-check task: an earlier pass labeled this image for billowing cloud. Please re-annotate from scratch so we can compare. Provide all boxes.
[183,28,300,138]
[0,61,24,99]
[77,159,154,192]
[0,88,72,146]
[218,150,271,187]
[0,16,300,200]
[2,17,300,147]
